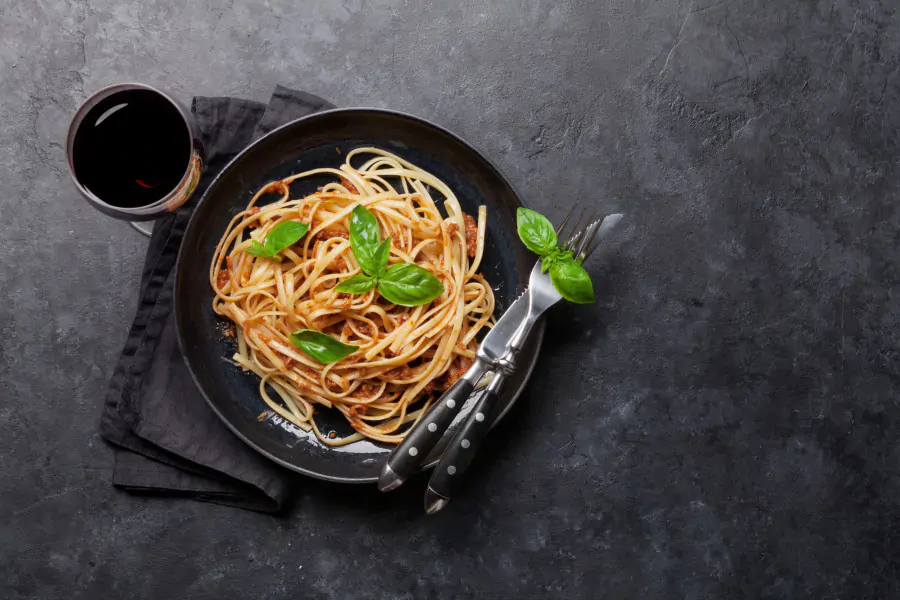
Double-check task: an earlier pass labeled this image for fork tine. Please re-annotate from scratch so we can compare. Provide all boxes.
[563,208,586,250]
[580,213,624,262]
[567,209,597,252]
[555,205,576,236]
[574,217,602,261]
[580,210,600,250]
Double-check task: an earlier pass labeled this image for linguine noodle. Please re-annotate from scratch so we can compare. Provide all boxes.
[210,148,494,445]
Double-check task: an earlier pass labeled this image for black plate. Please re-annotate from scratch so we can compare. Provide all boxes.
[175,108,544,483]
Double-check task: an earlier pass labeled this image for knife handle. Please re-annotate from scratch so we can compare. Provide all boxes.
[424,371,507,514]
[378,360,488,492]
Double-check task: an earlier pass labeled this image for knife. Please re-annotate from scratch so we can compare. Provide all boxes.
[379,212,624,499]
[377,290,532,492]
[422,212,624,512]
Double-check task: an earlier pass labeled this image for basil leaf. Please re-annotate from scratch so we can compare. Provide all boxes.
[245,221,308,261]
[372,238,391,276]
[263,244,284,261]
[335,273,377,294]
[540,248,573,273]
[549,258,594,304]
[350,205,382,275]
[246,240,268,258]
[266,221,309,253]
[289,329,358,364]
[516,208,558,256]
[378,263,444,306]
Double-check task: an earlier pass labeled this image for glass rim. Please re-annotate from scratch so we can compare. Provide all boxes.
[65,82,197,217]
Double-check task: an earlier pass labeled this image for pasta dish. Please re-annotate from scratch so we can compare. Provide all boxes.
[210,148,494,445]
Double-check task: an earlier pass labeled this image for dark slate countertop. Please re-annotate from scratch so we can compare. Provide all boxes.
[2,0,898,598]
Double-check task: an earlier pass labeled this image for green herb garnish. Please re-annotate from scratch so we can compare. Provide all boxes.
[246,220,309,262]
[333,273,378,294]
[516,207,559,256]
[335,205,444,307]
[547,255,594,303]
[377,262,445,306]
[516,207,595,304]
[289,329,358,364]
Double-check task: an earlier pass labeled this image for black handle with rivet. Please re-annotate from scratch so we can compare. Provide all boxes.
[378,360,489,492]
[423,370,508,514]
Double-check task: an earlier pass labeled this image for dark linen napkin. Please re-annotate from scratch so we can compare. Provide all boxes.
[99,86,334,512]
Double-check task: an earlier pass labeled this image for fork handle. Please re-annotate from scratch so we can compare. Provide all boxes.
[424,371,508,514]
[423,307,540,513]
[378,359,489,492]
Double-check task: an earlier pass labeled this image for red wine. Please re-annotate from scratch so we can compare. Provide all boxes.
[72,89,191,208]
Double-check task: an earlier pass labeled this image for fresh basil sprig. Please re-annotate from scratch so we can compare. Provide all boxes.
[289,329,358,364]
[377,262,444,306]
[335,206,443,307]
[347,204,386,275]
[516,207,595,304]
[334,273,377,294]
[246,220,309,262]
[516,207,559,255]
[548,256,594,304]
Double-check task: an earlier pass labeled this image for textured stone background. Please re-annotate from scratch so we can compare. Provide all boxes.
[2,0,899,598]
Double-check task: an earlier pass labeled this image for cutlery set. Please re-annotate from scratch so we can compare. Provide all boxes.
[379,209,623,513]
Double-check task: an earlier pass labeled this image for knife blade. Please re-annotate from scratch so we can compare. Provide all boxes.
[476,290,530,365]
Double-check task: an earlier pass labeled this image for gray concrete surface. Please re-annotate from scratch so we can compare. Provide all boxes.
[2,0,899,598]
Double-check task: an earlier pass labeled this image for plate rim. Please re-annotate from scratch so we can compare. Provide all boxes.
[174,106,545,483]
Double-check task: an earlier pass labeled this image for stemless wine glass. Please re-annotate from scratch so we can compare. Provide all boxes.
[66,83,204,236]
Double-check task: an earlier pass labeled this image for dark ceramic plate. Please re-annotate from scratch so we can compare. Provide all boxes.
[175,108,544,483]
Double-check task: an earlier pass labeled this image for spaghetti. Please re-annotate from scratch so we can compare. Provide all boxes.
[210,148,494,445]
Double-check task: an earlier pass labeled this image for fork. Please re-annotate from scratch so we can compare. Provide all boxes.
[422,208,622,514]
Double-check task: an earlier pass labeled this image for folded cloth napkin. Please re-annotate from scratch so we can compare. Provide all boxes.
[100,86,334,512]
